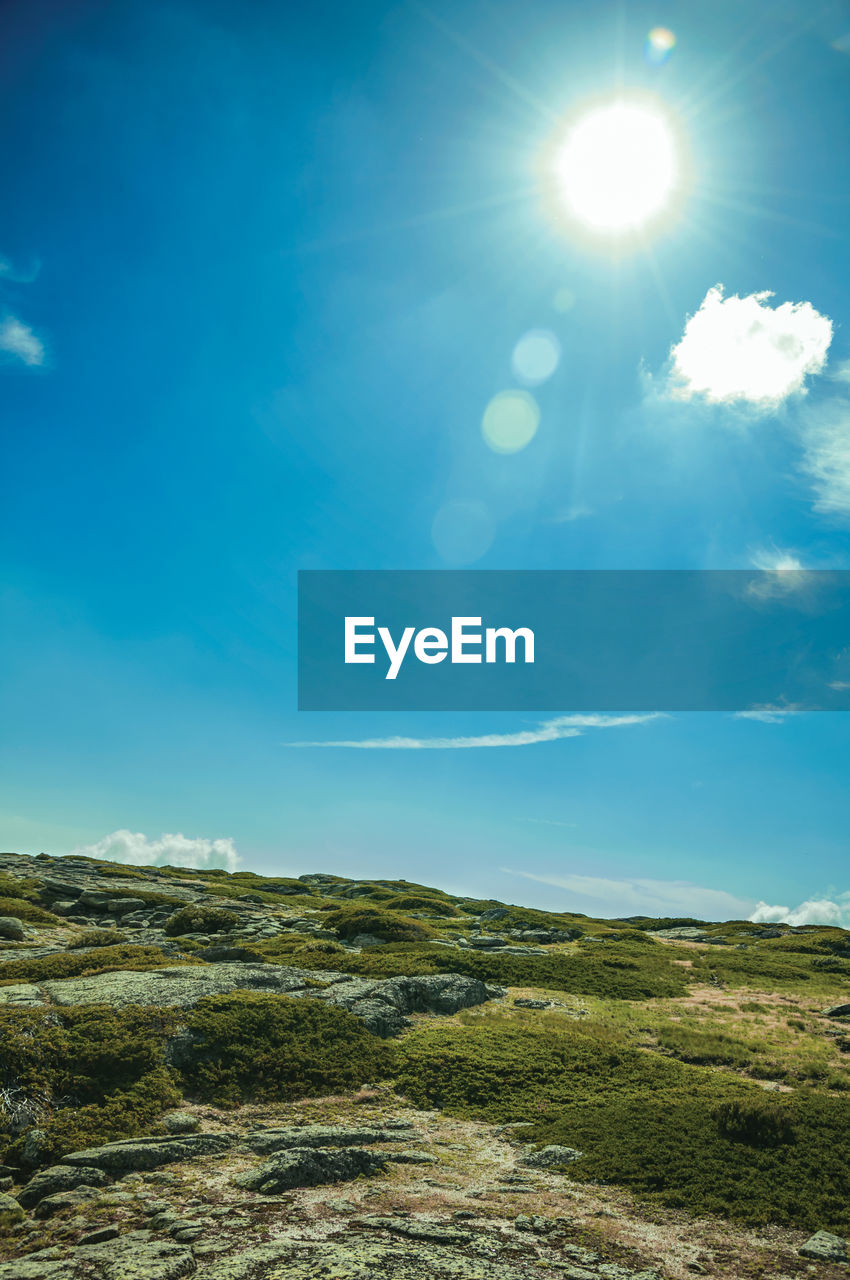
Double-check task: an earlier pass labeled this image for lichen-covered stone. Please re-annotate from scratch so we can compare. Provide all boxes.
[61,1133,234,1172]
[17,1162,111,1208]
[233,1146,386,1193]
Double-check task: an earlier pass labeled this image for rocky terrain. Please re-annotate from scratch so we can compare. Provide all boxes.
[0,850,849,1279]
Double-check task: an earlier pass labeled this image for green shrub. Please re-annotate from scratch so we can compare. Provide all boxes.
[67,929,129,949]
[657,1026,754,1068]
[0,898,59,924]
[258,940,688,1000]
[163,905,239,936]
[0,945,202,985]
[0,1004,179,1166]
[389,894,460,916]
[176,992,395,1107]
[713,1098,796,1147]
[321,906,435,943]
[0,873,41,902]
[395,1017,850,1232]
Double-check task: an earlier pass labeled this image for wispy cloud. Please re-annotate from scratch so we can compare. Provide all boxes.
[663,285,832,410]
[72,829,241,872]
[801,397,850,518]
[750,894,850,927]
[733,703,805,723]
[750,546,804,573]
[746,545,814,601]
[504,867,753,919]
[286,712,664,749]
[0,314,45,366]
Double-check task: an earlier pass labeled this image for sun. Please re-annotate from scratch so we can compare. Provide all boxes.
[554,98,678,234]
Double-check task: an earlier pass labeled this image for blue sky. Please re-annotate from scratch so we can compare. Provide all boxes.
[2,0,850,922]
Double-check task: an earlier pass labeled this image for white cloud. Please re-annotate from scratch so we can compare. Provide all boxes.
[750,546,804,573]
[286,712,663,749]
[666,285,832,409]
[746,546,814,600]
[750,895,850,927]
[0,315,45,366]
[72,829,241,872]
[504,868,753,919]
[801,398,850,517]
[733,703,805,723]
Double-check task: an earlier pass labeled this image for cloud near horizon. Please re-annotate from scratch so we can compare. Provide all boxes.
[503,868,753,919]
[286,712,663,749]
[72,829,241,872]
[0,314,45,366]
[750,893,850,927]
[665,285,832,410]
[506,868,850,926]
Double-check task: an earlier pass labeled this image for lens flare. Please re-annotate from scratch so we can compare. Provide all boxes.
[512,330,561,385]
[481,390,540,454]
[645,27,676,65]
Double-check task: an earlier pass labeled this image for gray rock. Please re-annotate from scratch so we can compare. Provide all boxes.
[75,1234,196,1279]
[350,933,386,948]
[246,1125,415,1155]
[0,982,43,1005]
[353,1215,472,1244]
[78,1225,121,1244]
[22,1127,53,1166]
[233,1146,387,1193]
[0,1189,25,1227]
[799,1230,848,1261]
[38,963,332,1009]
[62,1133,234,1172]
[519,1145,583,1168]
[17,1163,111,1208]
[479,908,511,921]
[468,935,509,949]
[107,898,147,915]
[0,916,25,940]
[33,1185,103,1217]
[161,1112,199,1134]
[823,1003,850,1018]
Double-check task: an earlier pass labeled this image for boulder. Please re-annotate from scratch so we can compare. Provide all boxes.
[17,1162,111,1208]
[823,1003,850,1019]
[519,1145,583,1169]
[799,1230,848,1262]
[233,1145,387,1193]
[161,1112,199,1135]
[33,1184,102,1218]
[107,898,147,915]
[245,1125,415,1155]
[0,916,25,941]
[62,1133,234,1172]
[0,1190,25,1227]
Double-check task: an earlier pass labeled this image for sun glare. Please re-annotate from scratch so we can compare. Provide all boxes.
[554,99,677,234]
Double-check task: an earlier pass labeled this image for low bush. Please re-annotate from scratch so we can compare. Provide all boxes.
[657,1026,755,1068]
[67,929,129,949]
[0,873,41,902]
[163,905,239,936]
[258,940,689,1000]
[0,945,202,985]
[321,905,435,943]
[0,898,59,924]
[176,992,395,1107]
[395,1016,850,1232]
[712,1098,796,1146]
[0,1004,179,1166]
